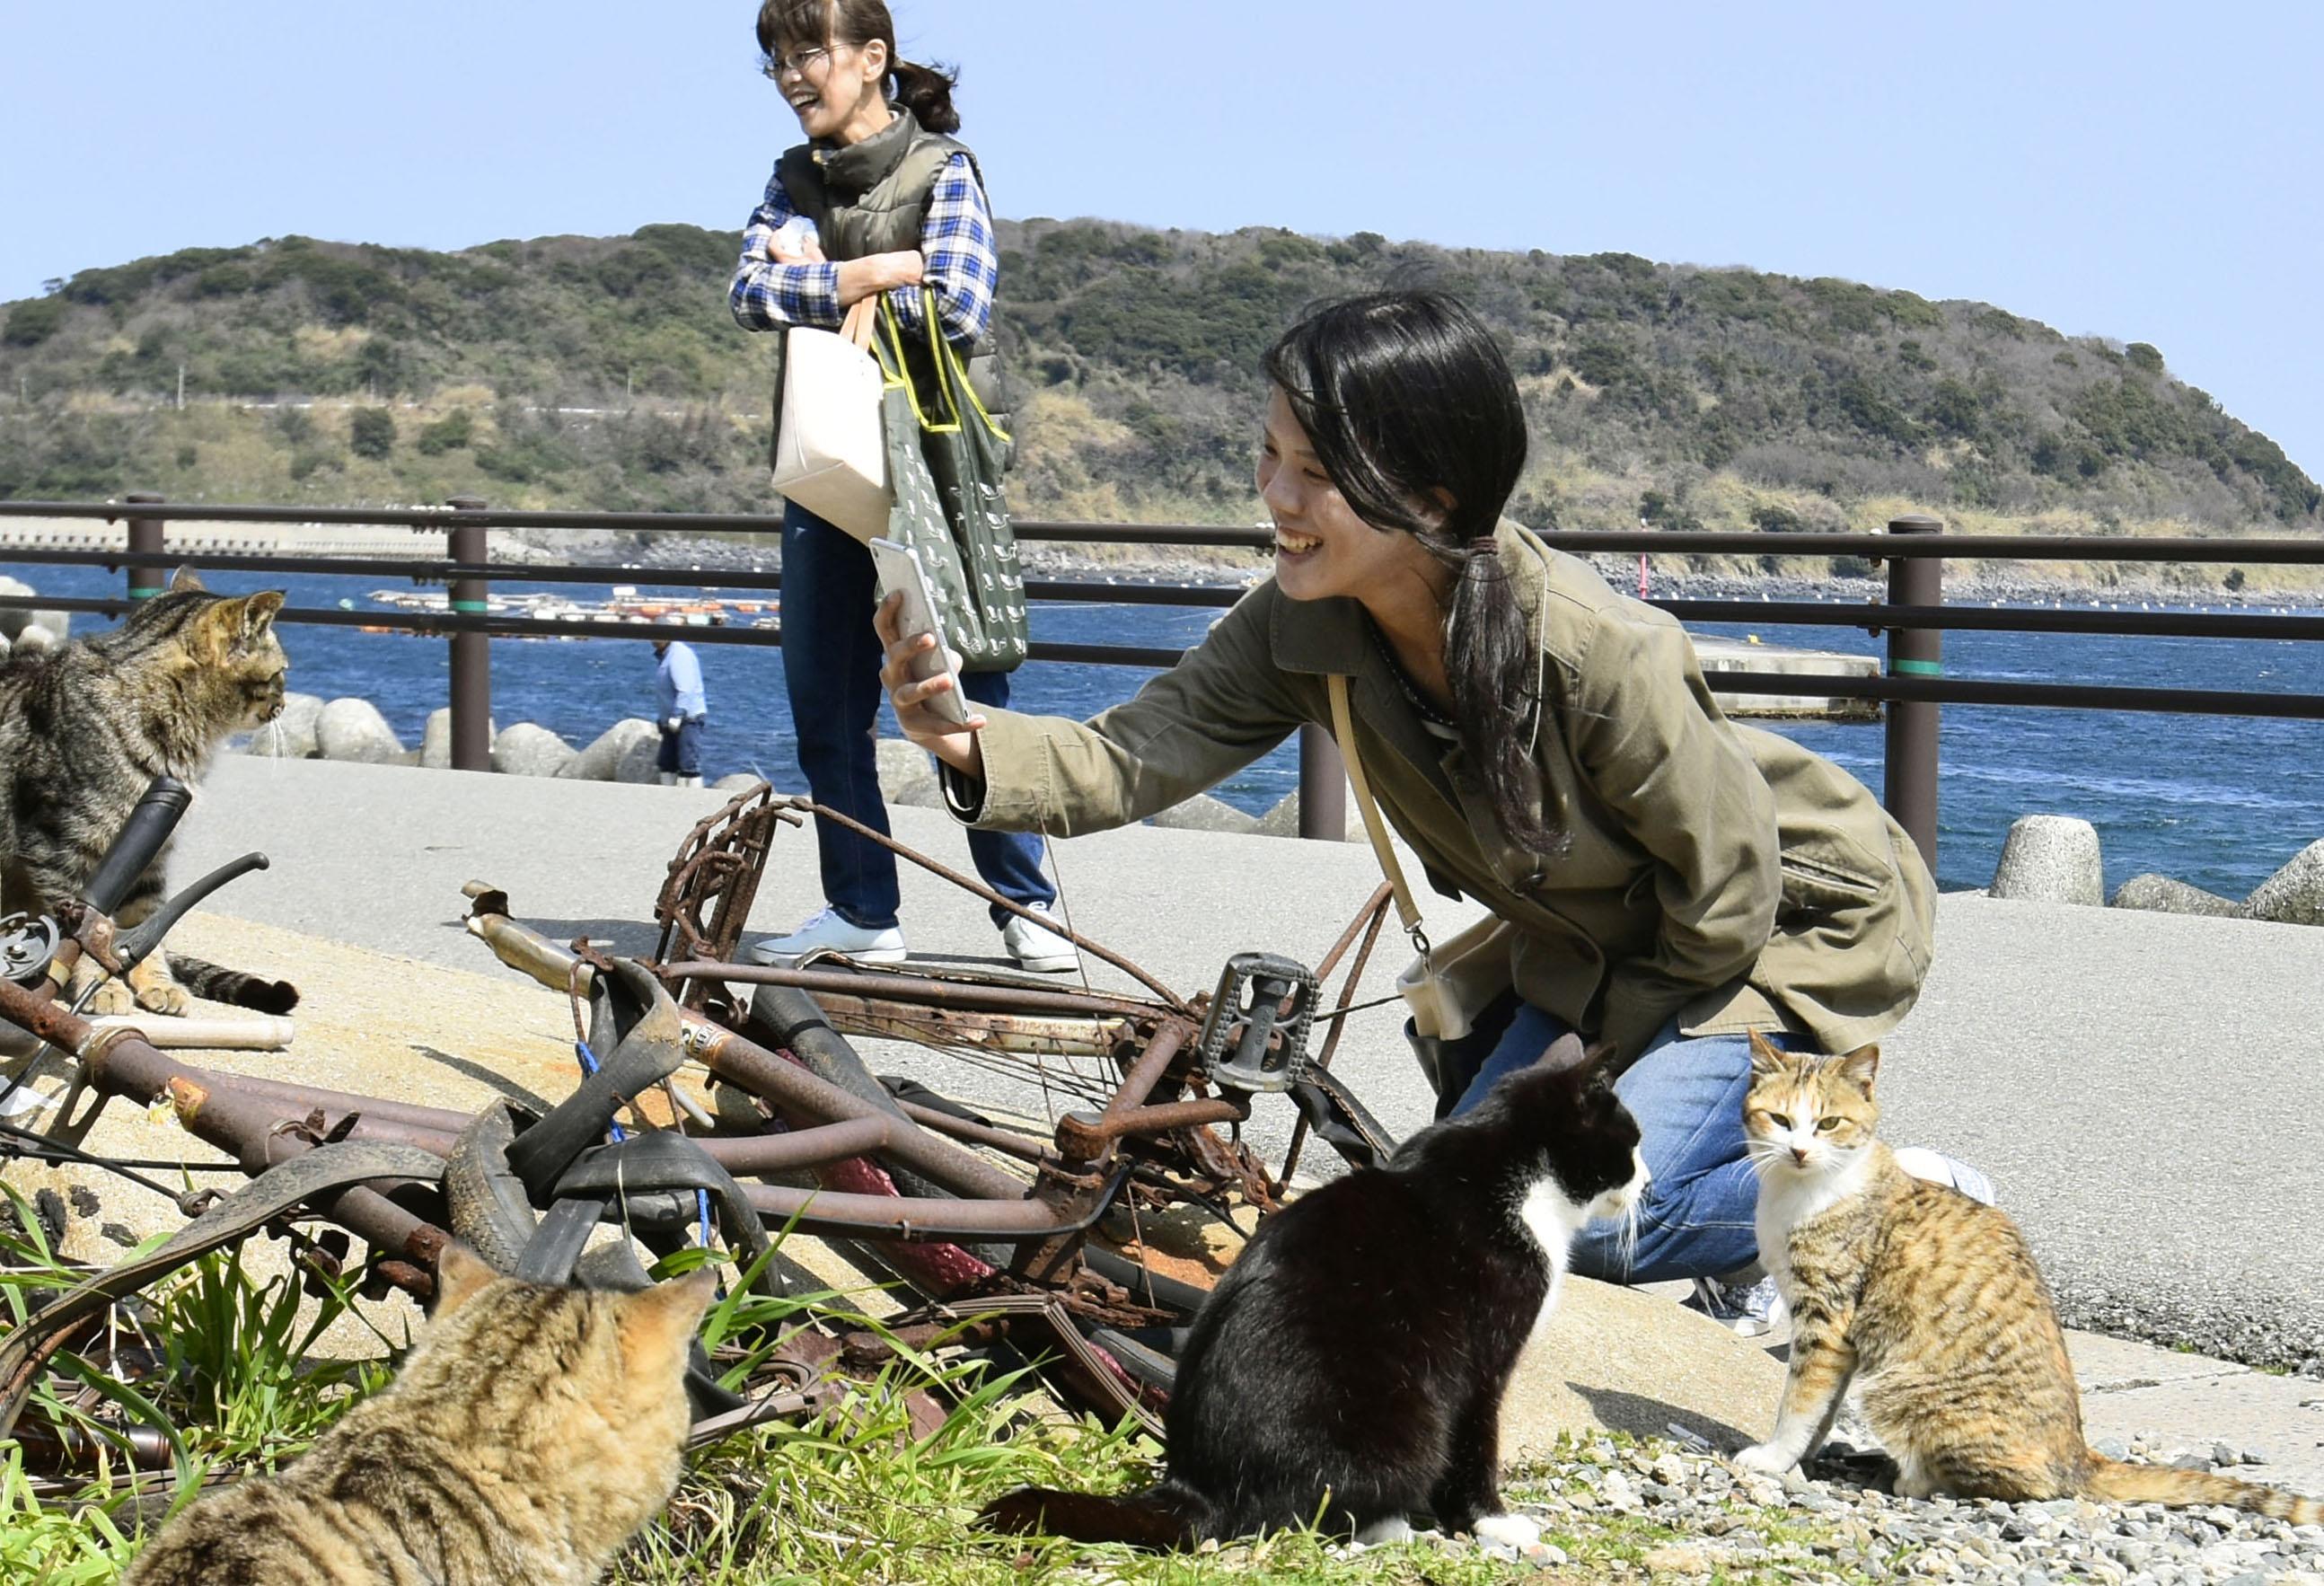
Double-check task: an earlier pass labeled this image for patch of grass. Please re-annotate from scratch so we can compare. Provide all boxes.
[0,1448,128,1585]
[7,1204,1897,1586]
[0,1185,404,1576]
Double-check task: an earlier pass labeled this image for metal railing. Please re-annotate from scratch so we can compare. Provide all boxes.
[5,498,2324,869]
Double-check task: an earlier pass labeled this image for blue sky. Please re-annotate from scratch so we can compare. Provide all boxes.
[5,1,2319,476]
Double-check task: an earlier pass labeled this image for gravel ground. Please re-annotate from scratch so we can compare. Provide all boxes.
[1404,1433,2324,1584]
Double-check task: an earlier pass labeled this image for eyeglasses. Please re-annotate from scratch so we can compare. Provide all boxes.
[761,45,833,81]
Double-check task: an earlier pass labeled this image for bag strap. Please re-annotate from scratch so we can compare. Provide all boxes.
[919,286,1013,445]
[877,290,964,435]
[876,288,1015,446]
[839,295,876,351]
[1328,674,1431,960]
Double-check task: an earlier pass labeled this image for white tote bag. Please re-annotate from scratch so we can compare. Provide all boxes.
[771,297,890,542]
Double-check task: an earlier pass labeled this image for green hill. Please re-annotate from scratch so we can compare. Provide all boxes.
[2,221,2316,554]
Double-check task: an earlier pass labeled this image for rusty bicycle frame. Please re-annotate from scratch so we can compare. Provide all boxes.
[0,781,1404,1449]
[464,784,1401,1303]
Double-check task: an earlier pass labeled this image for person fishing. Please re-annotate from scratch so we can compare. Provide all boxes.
[875,288,1986,1308]
[727,0,1076,974]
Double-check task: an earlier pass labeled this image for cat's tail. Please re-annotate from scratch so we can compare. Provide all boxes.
[976,1483,1211,1549]
[165,954,300,1015]
[2085,1455,2322,1523]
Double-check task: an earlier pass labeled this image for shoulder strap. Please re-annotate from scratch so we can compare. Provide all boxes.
[1328,674,1428,947]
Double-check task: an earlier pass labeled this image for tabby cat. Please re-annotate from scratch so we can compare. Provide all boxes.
[981,1037,1648,1548]
[1738,1035,2321,1521]
[121,1245,717,1586]
[0,566,296,1014]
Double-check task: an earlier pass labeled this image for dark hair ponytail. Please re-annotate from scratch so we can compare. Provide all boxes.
[887,57,960,134]
[1263,291,1563,858]
[757,0,962,133]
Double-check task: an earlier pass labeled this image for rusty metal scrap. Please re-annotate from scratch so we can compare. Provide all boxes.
[0,770,1416,1454]
[652,787,797,1005]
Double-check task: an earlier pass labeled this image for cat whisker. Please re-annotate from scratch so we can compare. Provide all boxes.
[1616,1200,1641,1276]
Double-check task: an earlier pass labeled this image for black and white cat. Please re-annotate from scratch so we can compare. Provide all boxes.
[980,1035,1647,1548]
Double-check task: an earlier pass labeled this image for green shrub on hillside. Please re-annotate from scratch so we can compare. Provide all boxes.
[415,408,473,454]
[1,296,63,348]
[349,406,395,461]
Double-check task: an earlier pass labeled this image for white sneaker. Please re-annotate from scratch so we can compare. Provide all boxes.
[1893,1146,1997,1205]
[1000,903,1079,974]
[745,907,907,965]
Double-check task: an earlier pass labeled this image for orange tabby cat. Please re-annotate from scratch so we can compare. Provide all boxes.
[1737,1035,2320,1521]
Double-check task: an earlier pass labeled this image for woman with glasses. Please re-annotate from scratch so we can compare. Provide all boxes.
[729,0,1078,975]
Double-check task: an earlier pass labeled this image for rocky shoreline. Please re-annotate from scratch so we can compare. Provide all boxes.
[551,531,2324,613]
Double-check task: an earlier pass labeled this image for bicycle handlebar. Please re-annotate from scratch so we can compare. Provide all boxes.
[113,851,270,970]
[82,778,192,917]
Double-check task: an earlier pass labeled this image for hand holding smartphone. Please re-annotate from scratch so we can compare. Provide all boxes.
[869,537,972,727]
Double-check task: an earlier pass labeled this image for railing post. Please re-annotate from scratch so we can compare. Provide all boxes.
[445,496,492,772]
[124,492,166,601]
[1298,723,1347,841]
[1883,514,1943,874]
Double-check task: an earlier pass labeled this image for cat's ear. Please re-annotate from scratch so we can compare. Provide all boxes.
[240,590,286,639]
[167,564,206,594]
[1747,1031,1791,1079]
[432,1242,503,1316]
[1537,1031,1590,1074]
[1835,1044,1880,1091]
[618,1268,718,1372]
[1576,1039,1621,1087]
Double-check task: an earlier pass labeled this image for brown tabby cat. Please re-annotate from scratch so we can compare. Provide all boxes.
[1736,1035,2320,1521]
[0,566,296,1014]
[120,1245,717,1586]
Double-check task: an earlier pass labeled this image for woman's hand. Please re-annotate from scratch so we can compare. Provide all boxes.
[835,250,925,307]
[875,590,986,777]
[770,230,827,268]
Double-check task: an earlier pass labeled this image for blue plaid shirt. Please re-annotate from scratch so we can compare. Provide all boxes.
[729,150,997,346]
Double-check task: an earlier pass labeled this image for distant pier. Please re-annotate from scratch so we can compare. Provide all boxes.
[0,515,456,559]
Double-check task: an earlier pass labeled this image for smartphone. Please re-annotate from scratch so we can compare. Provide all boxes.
[869,537,972,727]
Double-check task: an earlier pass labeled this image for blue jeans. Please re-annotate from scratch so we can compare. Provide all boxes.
[1451,1002,1793,1284]
[780,501,1054,930]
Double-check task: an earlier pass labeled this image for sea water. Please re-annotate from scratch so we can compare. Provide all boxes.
[11,562,2322,898]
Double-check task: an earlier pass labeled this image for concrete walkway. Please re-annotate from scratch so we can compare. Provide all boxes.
[160,755,2324,1484]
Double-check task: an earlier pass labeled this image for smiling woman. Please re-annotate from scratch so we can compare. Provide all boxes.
[724,0,1080,979]
[879,287,1969,1299]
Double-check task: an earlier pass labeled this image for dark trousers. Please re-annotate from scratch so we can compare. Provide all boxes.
[656,715,705,776]
[780,501,1053,930]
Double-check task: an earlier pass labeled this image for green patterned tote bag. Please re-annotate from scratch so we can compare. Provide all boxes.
[874,293,1029,673]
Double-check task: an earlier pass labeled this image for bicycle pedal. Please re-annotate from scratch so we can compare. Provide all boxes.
[1193,952,1318,1094]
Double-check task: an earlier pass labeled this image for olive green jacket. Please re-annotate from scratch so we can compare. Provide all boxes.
[951,522,1936,1065]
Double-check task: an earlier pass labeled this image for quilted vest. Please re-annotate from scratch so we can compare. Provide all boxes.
[775,107,990,356]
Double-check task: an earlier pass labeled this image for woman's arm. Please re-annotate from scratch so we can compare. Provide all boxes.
[878,587,1308,833]
[1566,606,1783,1060]
[729,171,923,330]
[891,154,996,346]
